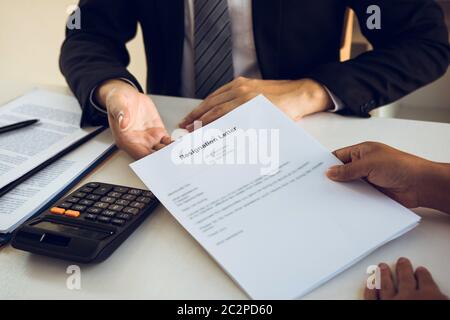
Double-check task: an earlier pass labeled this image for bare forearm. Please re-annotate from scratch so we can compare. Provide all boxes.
[419,162,450,214]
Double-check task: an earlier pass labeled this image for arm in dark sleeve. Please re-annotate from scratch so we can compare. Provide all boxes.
[307,0,450,117]
[59,0,144,127]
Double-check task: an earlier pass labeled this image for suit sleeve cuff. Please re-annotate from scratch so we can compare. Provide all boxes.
[323,86,345,112]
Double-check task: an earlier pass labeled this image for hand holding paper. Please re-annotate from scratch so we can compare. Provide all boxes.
[328,142,450,214]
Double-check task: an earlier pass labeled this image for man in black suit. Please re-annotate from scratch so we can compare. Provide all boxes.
[60,0,450,159]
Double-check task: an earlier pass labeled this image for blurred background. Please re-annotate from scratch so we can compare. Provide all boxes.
[0,0,449,122]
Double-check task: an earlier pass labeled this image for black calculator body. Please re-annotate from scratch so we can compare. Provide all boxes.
[11,182,159,263]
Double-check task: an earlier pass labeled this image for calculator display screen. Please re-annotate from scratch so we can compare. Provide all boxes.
[33,221,112,240]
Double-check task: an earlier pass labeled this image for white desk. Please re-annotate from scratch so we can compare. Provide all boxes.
[1,83,449,299]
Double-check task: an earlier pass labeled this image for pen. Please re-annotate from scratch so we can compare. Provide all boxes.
[0,119,39,134]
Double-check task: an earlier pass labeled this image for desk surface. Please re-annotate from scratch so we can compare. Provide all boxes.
[1,83,449,299]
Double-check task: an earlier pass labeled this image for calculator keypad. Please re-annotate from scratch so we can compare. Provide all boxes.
[108,192,122,198]
[66,197,79,203]
[101,210,116,218]
[87,207,102,214]
[113,187,128,193]
[108,204,123,211]
[122,194,136,201]
[65,210,81,218]
[94,202,109,209]
[86,194,101,201]
[101,196,116,203]
[98,216,111,224]
[111,219,126,226]
[49,182,157,228]
[115,199,129,206]
[93,186,112,195]
[79,199,94,206]
[50,207,65,215]
[85,214,97,221]
[123,207,139,215]
[71,205,87,212]
[74,192,87,198]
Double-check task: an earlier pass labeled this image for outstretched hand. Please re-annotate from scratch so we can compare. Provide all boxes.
[96,80,171,159]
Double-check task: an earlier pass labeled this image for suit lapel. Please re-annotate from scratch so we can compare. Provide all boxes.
[159,0,184,95]
[252,0,282,79]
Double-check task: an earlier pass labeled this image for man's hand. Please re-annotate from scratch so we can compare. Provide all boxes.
[365,258,448,300]
[179,77,333,131]
[96,80,170,159]
[326,142,442,209]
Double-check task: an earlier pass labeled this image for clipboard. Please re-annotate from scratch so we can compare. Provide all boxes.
[0,127,106,198]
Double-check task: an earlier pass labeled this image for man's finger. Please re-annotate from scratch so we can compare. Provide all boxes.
[153,143,167,151]
[364,287,377,300]
[207,78,238,98]
[108,109,127,131]
[179,101,216,128]
[332,143,368,164]
[161,136,173,145]
[107,93,135,130]
[195,99,241,128]
[180,89,237,128]
[326,160,371,182]
[415,266,439,291]
[396,257,416,292]
[333,146,357,163]
[125,144,152,160]
[116,110,130,130]
[378,263,396,299]
[108,104,132,131]
[179,77,243,128]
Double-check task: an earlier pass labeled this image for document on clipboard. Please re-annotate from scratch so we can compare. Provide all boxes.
[0,129,115,234]
[0,89,104,191]
[0,89,116,234]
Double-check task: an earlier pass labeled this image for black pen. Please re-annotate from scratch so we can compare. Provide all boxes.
[0,119,39,134]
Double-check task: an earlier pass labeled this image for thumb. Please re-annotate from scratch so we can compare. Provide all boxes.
[116,107,130,130]
[108,94,133,131]
[326,160,371,182]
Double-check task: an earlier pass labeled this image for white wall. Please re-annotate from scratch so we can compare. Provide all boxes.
[0,0,147,87]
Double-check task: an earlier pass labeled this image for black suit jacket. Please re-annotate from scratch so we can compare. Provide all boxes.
[60,0,450,126]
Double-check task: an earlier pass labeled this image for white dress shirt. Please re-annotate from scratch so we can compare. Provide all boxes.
[91,0,343,113]
[181,0,261,98]
[182,0,342,110]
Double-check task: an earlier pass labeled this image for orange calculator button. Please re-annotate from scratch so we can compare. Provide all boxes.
[64,210,80,218]
[50,207,65,215]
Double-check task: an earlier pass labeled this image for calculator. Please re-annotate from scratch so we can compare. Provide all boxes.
[11,182,159,263]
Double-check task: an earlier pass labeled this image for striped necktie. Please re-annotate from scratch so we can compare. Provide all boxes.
[194,0,234,99]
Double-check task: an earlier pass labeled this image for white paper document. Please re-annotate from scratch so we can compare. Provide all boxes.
[0,129,114,233]
[130,95,420,299]
[0,89,102,189]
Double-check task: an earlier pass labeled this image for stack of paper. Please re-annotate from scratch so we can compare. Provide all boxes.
[0,90,104,190]
[131,95,420,299]
[0,90,115,234]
